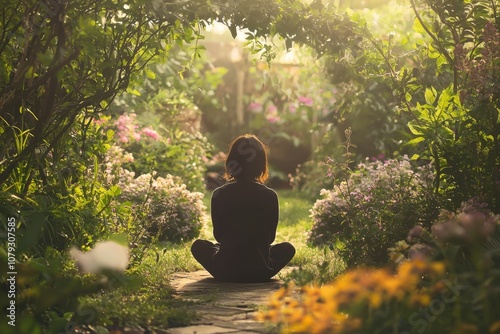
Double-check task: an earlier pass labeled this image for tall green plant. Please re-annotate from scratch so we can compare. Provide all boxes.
[404,0,500,211]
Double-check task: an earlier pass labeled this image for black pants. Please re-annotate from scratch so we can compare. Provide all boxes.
[191,239,295,283]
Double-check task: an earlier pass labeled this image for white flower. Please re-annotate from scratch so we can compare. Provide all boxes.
[70,241,129,274]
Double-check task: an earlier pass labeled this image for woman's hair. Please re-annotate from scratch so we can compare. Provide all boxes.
[224,134,269,183]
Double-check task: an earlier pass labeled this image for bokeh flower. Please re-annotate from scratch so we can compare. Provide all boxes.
[257,259,446,334]
[298,96,313,106]
[70,241,129,274]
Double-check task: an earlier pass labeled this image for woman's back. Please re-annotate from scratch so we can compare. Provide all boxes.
[211,181,278,247]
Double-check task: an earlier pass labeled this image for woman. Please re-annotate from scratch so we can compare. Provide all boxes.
[191,134,295,282]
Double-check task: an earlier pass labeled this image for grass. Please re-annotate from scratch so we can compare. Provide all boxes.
[78,188,343,331]
[77,243,199,331]
[274,190,345,285]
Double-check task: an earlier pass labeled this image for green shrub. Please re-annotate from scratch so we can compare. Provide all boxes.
[116,172,206,243]
[310,156,440,267]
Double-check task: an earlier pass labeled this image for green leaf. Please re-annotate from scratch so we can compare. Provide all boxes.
[408,122,424,135]
[436,55,448,69]
[405,92,412,102]
[406,137,425,145]
[126,88,141,96]
[424,87,437,105]
[145,69,156,79]
[106,129,114,140]
[412,17,426,34]
[107,185,122,197]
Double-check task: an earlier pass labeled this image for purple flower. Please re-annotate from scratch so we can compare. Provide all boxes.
[408,243,434,260]
[407,226,424,242]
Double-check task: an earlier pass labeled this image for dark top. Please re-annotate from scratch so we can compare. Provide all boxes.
[211,180,279,280]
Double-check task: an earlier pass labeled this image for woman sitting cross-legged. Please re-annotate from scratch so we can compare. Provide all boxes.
[191,134,295,283]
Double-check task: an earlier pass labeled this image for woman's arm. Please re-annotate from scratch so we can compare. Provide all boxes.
[267,190,279,244]
[211,188,224,243]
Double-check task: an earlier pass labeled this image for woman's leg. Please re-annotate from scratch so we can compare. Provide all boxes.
[268,242,296,278]
[191,239,219,277]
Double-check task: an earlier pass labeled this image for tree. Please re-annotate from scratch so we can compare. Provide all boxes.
[0,0,362,197]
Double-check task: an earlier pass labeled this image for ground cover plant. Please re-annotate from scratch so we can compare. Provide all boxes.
[274,190,346,285]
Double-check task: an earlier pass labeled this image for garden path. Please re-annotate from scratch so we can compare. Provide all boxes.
[164,269,293,334]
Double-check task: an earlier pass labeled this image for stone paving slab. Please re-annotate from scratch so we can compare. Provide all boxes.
[165,269,292,334]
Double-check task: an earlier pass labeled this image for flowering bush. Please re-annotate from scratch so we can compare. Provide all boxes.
[100,112,210,192]
[257,259,447,333]
[390,198,500,267]
[116,171,206,243]
[310,156,440,266]
[263,200,500,333]
[97,142,206,244]
[383,198,500,334]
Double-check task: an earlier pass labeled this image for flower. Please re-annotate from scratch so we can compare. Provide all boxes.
[142,127,160,140]
[248,102,263,113]
[69,241,129,274]
[407,225,424,242]
[408,243,434,260]
[266,115,281,123]
[430,199,500,244]
[298,96,313,106]
[267,104,278,113]
[257,259,445,333]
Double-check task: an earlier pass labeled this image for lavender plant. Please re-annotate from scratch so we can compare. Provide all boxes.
[310,155,440,267]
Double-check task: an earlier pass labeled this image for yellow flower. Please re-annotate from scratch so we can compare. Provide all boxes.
[287,314,315,333]
[380,276,404,299]
[255,309,279,322]
[274,283,293,301]
[430,261,446,275]
[490,321,500,333]
[430,280,447,294]
[411,293,431,307]
[368,292,383,308]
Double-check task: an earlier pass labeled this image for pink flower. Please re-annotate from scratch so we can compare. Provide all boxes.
[266,115,281,123]
[94,118,106,126]
[142,127,160,140]
[298,96,313,106]
[248,102,263,113]
[267,104,277,113]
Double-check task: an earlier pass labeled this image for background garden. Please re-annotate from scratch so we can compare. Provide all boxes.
[0,0,499,333]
